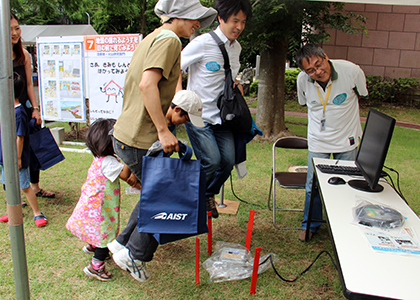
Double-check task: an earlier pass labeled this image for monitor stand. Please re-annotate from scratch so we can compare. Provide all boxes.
[348,179,383,193]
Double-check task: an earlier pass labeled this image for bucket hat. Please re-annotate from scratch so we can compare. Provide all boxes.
[155,0,217,29]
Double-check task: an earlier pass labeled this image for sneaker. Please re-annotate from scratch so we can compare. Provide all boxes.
[0,215,8,223]
[83,244,96,254]
[83,262,112,281]
[34,212,48,227]
[206,196,219,218]
[298,230,314,242]
[112,248,150,282]
[107,239,125,254]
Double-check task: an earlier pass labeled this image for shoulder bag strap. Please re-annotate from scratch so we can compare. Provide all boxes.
[209,31,230,72]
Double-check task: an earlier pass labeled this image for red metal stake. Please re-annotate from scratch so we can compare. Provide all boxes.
[245,210,255,251]
[195,237,199,287]
[250,247,261,295]
[207,211,212,256]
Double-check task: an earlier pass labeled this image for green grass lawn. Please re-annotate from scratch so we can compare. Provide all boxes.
[0,113,419,300]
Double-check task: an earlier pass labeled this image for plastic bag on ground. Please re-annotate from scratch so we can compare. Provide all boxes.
[202,241,278,283]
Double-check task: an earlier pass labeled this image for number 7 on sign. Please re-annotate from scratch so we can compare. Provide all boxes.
[85,39,95,51]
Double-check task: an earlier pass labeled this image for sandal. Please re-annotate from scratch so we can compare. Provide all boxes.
[34,212,48,227]
[35,189,55,198]
[83,263,112,281]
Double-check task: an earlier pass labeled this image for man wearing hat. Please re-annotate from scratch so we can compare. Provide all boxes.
[108,0,216,282]
[178,0,252,219]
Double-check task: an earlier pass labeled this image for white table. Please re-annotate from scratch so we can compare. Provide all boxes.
[308,158,420,300]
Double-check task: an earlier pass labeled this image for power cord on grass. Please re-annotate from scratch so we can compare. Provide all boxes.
[228,174,265,209]
[260,251,338,283]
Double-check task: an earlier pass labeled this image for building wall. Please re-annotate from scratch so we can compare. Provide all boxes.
[321,3,420,79]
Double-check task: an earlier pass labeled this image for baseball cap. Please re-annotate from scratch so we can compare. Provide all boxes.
[172,90,205,127]
[155,0,217,29]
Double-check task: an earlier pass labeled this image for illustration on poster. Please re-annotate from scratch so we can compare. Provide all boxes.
[61,101,82,119]
[100,80,124,103]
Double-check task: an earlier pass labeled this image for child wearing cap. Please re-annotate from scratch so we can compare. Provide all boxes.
[166,90,205,129]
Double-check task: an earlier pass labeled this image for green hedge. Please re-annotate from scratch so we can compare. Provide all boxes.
[250,70,420,108]
[249,69,300,99]
[364,75,420,107]
[249,79,259,96]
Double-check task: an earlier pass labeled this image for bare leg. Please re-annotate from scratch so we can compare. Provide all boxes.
[31,182,41,194]
[22,187,41,217]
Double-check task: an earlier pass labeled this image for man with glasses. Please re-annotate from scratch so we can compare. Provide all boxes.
[295,43,368,241]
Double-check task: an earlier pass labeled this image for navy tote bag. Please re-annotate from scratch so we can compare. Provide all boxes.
[137,143,208,244]
[29,119,65,171]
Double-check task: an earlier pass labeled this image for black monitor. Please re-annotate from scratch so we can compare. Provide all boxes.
[348,109,396,193]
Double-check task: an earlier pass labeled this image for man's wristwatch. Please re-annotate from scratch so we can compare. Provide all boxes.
[33,106,40,110]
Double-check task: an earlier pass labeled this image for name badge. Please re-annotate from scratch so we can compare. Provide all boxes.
[320,118,326,131]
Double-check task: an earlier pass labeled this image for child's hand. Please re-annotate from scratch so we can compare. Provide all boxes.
[132,182,141,190]
[18,158,22,169]
[126,173,138,187]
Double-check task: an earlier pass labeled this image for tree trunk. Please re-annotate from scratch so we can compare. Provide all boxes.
[140,0,147,36]
[256,37,289,141]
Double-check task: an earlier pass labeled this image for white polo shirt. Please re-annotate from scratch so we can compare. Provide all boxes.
[297,59,368,153]
[181,26,241,125]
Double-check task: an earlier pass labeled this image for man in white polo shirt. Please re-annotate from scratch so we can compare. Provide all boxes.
[296,43,368,241]
[178,0,252,219]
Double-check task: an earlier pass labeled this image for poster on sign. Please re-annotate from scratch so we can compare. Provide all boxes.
[37,36,86,122]
[84,34,141,123]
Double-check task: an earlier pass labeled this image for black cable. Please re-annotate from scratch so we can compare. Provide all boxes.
[229,175,265,208]
[259,251,338,283]
[383,165,407,204]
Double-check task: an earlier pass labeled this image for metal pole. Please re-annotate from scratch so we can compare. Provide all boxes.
[85,12,90,25]
[255,55,260,80]
[0,1,30,299]
[217,184,226,208]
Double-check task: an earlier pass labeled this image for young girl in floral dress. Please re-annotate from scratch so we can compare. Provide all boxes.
[66,118,140,281]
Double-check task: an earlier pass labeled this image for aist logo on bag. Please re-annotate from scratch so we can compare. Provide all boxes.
[152,212,188,220]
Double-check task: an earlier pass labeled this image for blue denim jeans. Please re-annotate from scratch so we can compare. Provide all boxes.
[185,122,235,198]
[112,136,148,183]
[302,149,358,232]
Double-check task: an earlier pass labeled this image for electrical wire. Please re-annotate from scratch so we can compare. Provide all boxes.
[259,251,338,283]
[229,174,265,208]
[383,165,407,204]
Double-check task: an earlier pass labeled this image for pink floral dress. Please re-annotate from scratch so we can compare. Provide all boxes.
[66,156,122,248]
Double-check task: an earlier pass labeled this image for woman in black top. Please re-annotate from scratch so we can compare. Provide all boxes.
[11,13,55,198]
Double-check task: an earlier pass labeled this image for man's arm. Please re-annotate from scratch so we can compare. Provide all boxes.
[234,80,244,96]
[296,72,308,107]
[354,65,368,100]
[176,71,183,93]
[139,68,179,153]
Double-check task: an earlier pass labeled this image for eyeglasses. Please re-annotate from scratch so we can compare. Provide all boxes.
[305,58,325,76]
